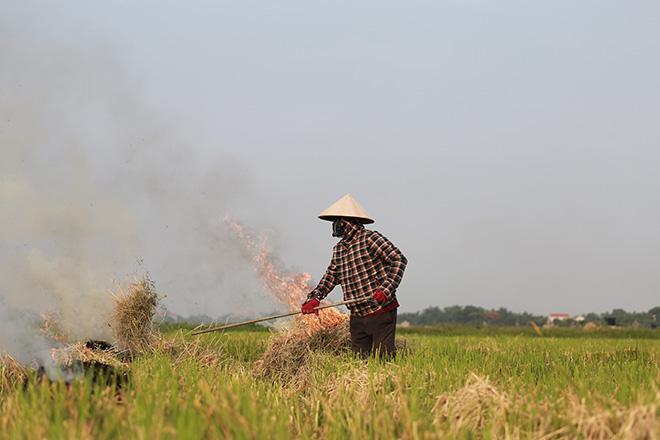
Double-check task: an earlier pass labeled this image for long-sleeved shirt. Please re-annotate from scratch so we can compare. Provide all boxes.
[308,221,407,317]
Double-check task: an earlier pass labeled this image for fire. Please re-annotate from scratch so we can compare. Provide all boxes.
[40,311,68,344]
[223,216,347,330]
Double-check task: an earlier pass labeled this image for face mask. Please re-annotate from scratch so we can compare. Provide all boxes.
[332,219,344,237]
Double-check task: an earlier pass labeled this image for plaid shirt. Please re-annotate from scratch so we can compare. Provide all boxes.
[308,221,407,317]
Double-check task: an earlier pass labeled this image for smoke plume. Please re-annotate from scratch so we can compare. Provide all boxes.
[0,13,258,362]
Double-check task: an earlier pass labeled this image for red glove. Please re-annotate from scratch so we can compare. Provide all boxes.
[301,298,320,315]
[373,288,388,302]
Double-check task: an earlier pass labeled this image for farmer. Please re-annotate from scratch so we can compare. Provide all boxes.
[301,194,407,358]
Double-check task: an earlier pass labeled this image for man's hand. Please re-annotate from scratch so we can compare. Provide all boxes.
[373,288,388,302]
[301,298,320,315]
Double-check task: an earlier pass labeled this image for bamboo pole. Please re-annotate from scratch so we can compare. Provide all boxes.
[190,296,371,335]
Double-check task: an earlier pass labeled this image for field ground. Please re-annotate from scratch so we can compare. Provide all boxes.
[2,325,660,439]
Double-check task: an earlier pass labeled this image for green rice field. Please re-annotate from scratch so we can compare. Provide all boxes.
[2,325,660,439]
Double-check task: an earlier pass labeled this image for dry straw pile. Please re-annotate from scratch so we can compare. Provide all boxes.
[0,352,28,392]
[430,372,660,439]
[110,274,161,354]
[433,373,509,434]
[109,273,225,368]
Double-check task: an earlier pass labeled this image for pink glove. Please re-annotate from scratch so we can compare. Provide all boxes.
[301,298,320,315]
[373,288,388,302]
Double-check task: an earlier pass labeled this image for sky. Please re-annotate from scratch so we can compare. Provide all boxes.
[1,0,659,337]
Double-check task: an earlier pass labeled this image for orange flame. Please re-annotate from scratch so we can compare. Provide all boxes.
[40,311,68,344]
[223,216,347,329]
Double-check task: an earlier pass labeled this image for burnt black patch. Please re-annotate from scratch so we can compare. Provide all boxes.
[85,340,114,351]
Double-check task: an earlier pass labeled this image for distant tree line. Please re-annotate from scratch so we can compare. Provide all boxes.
[398,306,545,327]
[398,306,660,328]
[163,306,660,328]
[576,307,660,328]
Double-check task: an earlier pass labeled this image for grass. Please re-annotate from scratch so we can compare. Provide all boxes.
[2,325,660,439]
[398,323,660,339]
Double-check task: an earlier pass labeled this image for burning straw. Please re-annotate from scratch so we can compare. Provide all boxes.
[253,314,351,384]
[56,342,130,376]
[253,311,411,387]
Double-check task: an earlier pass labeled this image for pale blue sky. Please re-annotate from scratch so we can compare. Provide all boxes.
[2,1,659,320]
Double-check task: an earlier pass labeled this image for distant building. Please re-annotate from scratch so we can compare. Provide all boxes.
[549,313,570,321]
[546,313,571,326]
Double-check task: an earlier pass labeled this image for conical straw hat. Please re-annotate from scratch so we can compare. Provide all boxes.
[318,194,374,224]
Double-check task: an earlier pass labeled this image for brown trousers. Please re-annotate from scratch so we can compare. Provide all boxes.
[349,309,397,358]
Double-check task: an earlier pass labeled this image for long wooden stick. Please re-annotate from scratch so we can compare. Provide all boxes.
[190,296,371,335]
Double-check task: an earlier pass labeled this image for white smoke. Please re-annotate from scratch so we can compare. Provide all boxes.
[0,301,51,365]
[0,12,258,363]
[0,82,138,347]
